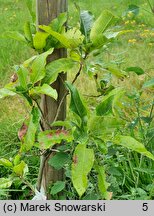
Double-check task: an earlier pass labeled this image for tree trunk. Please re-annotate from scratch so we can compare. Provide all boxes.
[36,0,67,199]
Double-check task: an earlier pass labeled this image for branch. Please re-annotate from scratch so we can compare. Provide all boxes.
[53,62,84,123]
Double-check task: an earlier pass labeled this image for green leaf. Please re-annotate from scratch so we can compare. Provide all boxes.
[25,0,36,22]
[13,161,28,177]
[96,95,114,116]
[0,88,16,99]
[0,178,12,189]
[38,129,73,150]
[80,10,94,42]
[89,116,123,139]
[30,48,54,84]
[3,31,27,43]
[50,181,65,195]
[39,25,71,48]
[72,144,94,197]
[13,154,21,166]
[124,4,140,16]
[16,66,28,89]
[22,107,40,151]
[66,82,87,121]
[90,10,116,45]
[0,158,13,168]
[33,32,49,50]
[114,135,154,160]
[49,12,67,32]
[96,88,125,116]
[29,84,58,100]
[126,67,145,75]
[107,67,126,78]
[63,27,84,48]
[23,55,37,68]
[95,165,110,200]
[48,152,70,170]
[24,21,33,43]
[142,78,154,88]
[43,58,77,84]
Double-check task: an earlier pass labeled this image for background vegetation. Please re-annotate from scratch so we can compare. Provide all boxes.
[0,0,154,199]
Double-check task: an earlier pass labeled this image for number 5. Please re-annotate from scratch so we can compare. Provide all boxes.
[142,203,148,211]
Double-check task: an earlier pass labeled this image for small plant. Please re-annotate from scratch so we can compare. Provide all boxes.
[0,5,154,200]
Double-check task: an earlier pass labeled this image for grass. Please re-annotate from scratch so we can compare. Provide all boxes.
[0,0,154,199]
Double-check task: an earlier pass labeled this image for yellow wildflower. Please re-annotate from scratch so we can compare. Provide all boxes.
[127,11,133,18]
[144,29,150,33]
[128,39,137,44]
[148,43,153,46]
[150,32,154,37]
[124,20,130,25]
[131,20,136,25]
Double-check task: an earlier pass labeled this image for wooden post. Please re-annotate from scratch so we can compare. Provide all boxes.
[36,0,67,198]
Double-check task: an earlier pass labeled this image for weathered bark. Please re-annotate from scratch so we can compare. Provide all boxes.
[36,0,67,198]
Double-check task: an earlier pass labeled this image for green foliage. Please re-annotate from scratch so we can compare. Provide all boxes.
[0,178,12,189]
[114,135,154,161]
[30,48,54,84]
[95,165,110,200]
[13,161,28,177]
[66,82,87,123]
[80,10,94,43]
[50,181,65,195]
[0,2,154,200]
[0,158,13,168]
[72,144,94,197]
[43,58,78,84]
[48,152,70,170]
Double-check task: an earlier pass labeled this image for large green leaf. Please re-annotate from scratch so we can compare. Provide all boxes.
[0,158,13,168]
[114,135,154,160]
[24,21,33,43]
[48,152,70,170]
[95,165,110,199]
[43,58,77,84]
[25,0,36,22]
[16,66,28,89]
[96,88,125,116]
[50,12,67,32]
[0,178,12,189]
[29,84,58,100]
[90,10,116,46]
[89,115,123,139]
[50,181,65,195]
[72,144,94,197]
[96,95,114,116]
[66,82,87,121]
[0,88,16,99]
[37,129,73,150]
[125,66,145,75]
[33,32,49,50]
[80,10,94,42]
[30,48,54,84]
[107,67,126,78]
[2,31,27,43]
[63,27,84,48]
[13,161,28,177]
[39,25,71,48]
[22,107,40,151]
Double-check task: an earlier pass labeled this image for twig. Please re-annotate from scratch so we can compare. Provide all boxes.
[53,62,84,123]
[33,99,52,130]
[72,62,83,84]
